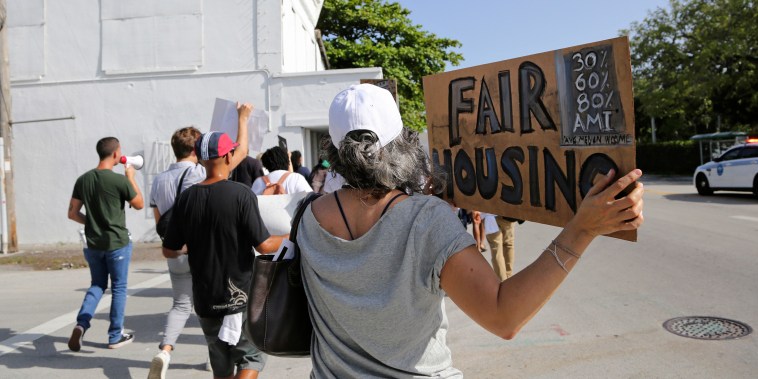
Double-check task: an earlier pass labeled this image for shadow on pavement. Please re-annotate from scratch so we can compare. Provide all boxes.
[0,328,12,342]
[89,312,207,348]
[643,174,692,184]
[664,192,758,204]
[0,312,207,377]
[0,337,202,378]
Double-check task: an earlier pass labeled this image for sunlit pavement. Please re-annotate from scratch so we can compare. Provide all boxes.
[1,176,756,378]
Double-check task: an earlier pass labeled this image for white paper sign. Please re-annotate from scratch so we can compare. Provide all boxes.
[253,192,309,256]
[273,239,295,261]
[210,98,239,137]
[255,192,309,235]
[210,98,269,153]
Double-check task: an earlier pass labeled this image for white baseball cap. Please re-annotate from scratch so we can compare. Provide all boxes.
[329,84,403,148]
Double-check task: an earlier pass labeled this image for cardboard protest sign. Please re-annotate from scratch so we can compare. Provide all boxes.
[423,37,636,241]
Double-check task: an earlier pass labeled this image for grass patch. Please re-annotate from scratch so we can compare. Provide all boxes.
[0,243,163,271]
[0,250,88,270]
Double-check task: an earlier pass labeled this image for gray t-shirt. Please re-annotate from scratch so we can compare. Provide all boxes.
[150,161,206,214]
[298,194,475,378]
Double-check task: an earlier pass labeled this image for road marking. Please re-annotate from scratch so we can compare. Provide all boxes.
[0,273,170,357]
[730,215,758,223]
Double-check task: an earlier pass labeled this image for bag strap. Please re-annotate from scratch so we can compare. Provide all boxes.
[289,192,322,245]
[262,175,271,185]
[172,167,191,208]
[277,172,290,186]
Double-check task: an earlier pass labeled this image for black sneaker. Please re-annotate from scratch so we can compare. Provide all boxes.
[107,333,134,349]
[68,325,85,352]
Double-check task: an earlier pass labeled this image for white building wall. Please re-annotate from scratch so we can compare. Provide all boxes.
[270,68,383,165]
[8,0,258,82]
[7,0,382,246]
[12,73,269,244]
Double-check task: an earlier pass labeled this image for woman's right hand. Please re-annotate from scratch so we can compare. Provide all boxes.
[565,168,645,240]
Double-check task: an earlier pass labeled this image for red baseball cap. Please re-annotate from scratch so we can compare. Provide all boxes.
[194,132,239,161]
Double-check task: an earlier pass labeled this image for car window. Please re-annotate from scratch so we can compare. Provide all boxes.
[738,146,758,159]
[720,148,742,161]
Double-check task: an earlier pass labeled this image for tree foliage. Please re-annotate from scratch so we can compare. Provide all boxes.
[625,0,758,140]
[317,0,463,131]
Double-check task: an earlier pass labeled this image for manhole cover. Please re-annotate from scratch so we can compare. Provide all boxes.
[663,316,752,340]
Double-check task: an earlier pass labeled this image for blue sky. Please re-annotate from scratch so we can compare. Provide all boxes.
[398,0,671,70]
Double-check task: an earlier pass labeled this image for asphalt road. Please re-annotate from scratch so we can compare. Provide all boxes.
[0,176,756,378]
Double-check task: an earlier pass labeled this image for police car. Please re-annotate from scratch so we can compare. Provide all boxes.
[693,141,758,196]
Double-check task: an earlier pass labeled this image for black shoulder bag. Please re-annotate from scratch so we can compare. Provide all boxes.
[247,192,321,356]
[156,167,191,239]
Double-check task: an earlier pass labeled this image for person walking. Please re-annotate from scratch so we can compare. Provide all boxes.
[147,103,253,379]
[290,150,311,180]
[469,210,487,252]
[251,146,312,195]
[229,156,264,188]
[67,137,144,351]
[308,160,330,194]
[483,213,517,281]
[162,131,288,379]
[296,84,645,377]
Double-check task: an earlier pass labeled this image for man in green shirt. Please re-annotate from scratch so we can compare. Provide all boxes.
[67,137,144,351]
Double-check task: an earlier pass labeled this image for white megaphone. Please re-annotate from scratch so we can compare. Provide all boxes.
[119,155,144,170]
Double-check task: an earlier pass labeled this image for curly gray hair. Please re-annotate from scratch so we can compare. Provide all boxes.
[322,128,446,198]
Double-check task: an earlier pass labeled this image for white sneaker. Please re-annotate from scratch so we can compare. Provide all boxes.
[148,350,170,379]
[206,357,212,371]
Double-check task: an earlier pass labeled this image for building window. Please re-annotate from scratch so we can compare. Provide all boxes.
[8,0,46,81]
[282,0,319,73]
[100,0,203,74]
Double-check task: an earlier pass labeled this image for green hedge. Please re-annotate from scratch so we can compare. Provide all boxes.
[636,141,699,175]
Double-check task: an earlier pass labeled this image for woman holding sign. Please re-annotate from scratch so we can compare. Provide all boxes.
[296,84,644,378]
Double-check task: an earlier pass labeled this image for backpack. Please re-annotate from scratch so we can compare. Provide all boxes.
[261,172,290,195]
[156,167,191,239]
